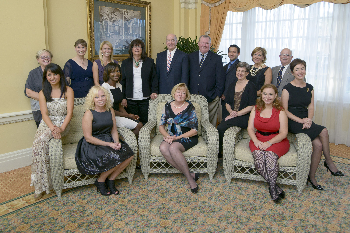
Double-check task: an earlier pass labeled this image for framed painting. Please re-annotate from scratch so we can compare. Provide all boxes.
[87,0,151,62]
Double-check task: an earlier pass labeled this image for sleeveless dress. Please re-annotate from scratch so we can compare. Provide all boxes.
[63,59,94,98]
[247,66,269,92]
[31,98,69,194]
[283,83,324,141]
[75,110,133,175]
[159,101,198,151]
[249,108,290,158]
[95,59,118,85]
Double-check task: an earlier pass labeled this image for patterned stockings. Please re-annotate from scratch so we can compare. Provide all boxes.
[252,150,283,201]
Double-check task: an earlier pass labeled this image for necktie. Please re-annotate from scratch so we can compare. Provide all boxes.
[276,66,285,88]
[227,61,233,73]
[167,52,172,72]
[199,54,205,68]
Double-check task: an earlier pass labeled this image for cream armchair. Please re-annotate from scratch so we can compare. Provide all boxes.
[223,127,312,193]
[138,94,219,180]
[49,98,138,198]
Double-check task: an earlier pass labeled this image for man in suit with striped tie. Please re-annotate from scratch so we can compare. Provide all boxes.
[156,34,189,94]
[272,48,294,97]
[221,44,240,119]
[188,35,225,126]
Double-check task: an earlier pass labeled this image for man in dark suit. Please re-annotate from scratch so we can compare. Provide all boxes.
[221,44,240,119]
[272,48,294,97]
[156,34,189,94]
[188,35,225,126]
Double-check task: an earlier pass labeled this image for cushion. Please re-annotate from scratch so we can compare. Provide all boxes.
[61,104,85,145]
[150,135,207,158]
[156,101,202,136]
[234,138,297,167]
[63,143,79,169]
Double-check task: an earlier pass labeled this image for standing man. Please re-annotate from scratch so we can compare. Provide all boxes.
[156,34,189,94]
[188,35,225,126]
[221,44,240,119]
[272,48,294,96]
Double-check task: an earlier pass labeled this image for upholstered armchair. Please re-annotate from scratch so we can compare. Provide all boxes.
[138,94,219,180]
[223,127,312,193]
[49,98,138,198]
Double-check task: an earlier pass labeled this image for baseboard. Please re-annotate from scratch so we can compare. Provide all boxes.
[0,148,32,173]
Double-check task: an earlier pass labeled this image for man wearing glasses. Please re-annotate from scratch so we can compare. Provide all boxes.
[271,48,294,97]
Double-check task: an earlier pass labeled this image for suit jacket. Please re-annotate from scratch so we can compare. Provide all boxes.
[188,50,225,102]
[156,49,189,94]
[223,59,240,97]
[272,65,295,97]
[121,57,158,99]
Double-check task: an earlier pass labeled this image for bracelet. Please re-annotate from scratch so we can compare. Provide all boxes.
[267,141,272,146]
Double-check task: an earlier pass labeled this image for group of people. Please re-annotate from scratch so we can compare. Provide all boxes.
[25,34,344,203]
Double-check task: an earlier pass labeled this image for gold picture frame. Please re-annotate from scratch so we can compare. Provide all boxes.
[87,0,151,62]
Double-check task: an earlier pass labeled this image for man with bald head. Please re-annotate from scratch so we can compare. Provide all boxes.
[156,34,189,94]
[272,48,294,96]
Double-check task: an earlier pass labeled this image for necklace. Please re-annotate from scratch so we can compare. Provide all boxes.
[174,102,185,109]
[133,58,140,68]
[250,65,263,76]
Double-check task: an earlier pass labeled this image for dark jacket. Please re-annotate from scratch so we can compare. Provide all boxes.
[226,80,257,111]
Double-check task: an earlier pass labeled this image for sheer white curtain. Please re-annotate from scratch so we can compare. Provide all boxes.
[219,3,350,146]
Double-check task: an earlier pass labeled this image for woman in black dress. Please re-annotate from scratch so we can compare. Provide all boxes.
[217,62,256,153]
[159,83,199,193]
[75,86,134,196]
[281,59,344,190]
[247,47,272,96]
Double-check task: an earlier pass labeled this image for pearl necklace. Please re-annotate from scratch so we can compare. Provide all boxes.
[174,102,185,109]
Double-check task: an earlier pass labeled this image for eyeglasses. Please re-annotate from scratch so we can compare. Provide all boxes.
[40,56,51,60]
[280,54,291,57]
[133,45,142,48]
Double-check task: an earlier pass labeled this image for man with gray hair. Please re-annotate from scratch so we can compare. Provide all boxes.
[156,34,189,94]
[188,35,225,126]
[272,48,294,96]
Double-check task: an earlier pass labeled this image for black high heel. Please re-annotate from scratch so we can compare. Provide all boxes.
[94,179,111,196]
[191,185,199,194]
[106,178,120,195]
[324,161,344,176]
[193,173,199,181]
[279,191,286,199]
[307,176,324,190]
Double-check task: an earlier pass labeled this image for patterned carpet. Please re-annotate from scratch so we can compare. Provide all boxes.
[1,155,349,232]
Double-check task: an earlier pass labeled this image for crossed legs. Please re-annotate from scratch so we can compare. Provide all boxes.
[159,141,197,189]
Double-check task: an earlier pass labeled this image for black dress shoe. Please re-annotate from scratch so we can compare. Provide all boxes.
[279,191,286,199]
[273,196,282,204]
[194,173,199,181]
[191,185,199,194]
[307,176,324,190]
[324,161,344,176]
[94,179,111,196]
[106,178,120,195]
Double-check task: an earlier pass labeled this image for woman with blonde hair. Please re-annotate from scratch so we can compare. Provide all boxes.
[247,84,289,203]
[75,86,134,196]
[92,41,118,85]
[247,47,272,96]
[159,83,199,193]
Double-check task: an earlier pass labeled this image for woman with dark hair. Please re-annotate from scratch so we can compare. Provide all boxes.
[101,62,143,136]
[63,39,94,98]
[120,39,158,125]
[75,86,134,196]
[247,47,272,96]
[248,84,289,203]
[25,49,53,127]
[217,62,256,153]
[281,59,344,191]
[92,41,118,85]
[31,63,74,200]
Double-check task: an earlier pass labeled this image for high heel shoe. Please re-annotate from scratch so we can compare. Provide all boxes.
[106,178,119,195]
[279,191,286,199]
[324,161,344,176]
[307,176,324,190]
[193,173,199,181]
[191,185,199,194]
[94,179,111,196]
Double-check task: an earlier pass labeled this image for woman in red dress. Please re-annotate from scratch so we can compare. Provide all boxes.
[247,84,290,203]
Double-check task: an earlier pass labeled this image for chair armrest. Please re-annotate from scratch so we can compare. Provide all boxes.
[117,127,138,180]
[138,120,157,166]
[49,138,64,196]
[223,126,242,161]
[201,119,219,159]
[293,133,312,183]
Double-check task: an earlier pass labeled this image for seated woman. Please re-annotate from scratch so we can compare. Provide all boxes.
[159,83,199,193]
[32,63,74,200]
[247,84,290,203]
[75,86,134,196]
[281,59,344,190]
[217,62,256,153]
[101,63,143,136]
[247,47,272,96]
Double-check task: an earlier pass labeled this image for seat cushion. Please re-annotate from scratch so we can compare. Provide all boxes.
[150,135,207,157]
[234,138,297,167]
[156,101,202,136]
[62,143,79,169]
